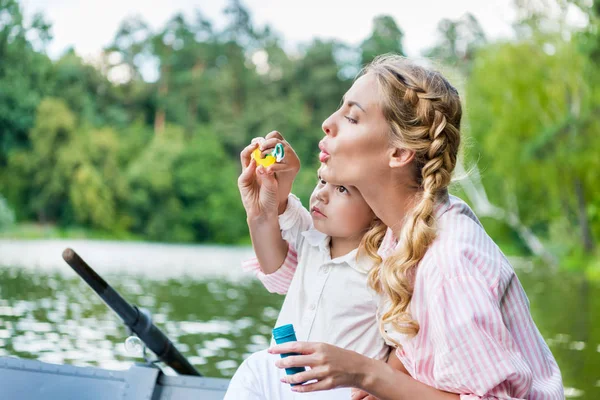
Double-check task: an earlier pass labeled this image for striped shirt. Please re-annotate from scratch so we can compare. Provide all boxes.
[244,194,563,399]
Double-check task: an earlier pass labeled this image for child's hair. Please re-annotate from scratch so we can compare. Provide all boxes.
[358,54,462,346]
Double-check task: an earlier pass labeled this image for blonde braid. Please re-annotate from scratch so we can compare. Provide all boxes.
[361,55,462,345]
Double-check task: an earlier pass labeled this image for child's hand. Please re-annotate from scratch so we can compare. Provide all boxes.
[254,131,301,214]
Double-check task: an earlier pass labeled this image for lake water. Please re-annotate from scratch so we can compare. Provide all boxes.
[0,239,598,398]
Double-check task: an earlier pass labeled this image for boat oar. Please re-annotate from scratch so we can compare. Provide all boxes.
[62,248,201,376]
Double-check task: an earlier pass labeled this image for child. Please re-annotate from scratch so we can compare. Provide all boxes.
[225,134,404,399]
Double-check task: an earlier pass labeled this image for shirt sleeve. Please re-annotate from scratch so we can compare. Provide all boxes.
[241,244,298,295]
[240,194,309,295]
[429,274,535,399]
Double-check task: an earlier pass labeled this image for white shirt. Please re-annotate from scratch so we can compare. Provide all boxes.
[243,194,389,361]
[244,194,563,398]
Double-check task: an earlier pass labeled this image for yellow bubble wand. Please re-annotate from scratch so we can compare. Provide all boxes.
[251,143,285,167]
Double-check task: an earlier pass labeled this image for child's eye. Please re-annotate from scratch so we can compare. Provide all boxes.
[337,186,348,194]
[317,177,326,185]
[344,116,357,124]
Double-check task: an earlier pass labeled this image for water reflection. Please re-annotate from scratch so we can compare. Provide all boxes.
[515,260,600,399]
[0,258,598,398]
[0,267,283,378]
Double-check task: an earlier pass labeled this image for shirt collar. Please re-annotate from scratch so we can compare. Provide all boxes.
[300,229,373,274]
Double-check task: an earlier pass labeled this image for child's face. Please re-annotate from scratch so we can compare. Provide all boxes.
[309,172,375,240]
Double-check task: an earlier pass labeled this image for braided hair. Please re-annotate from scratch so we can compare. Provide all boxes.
[358,55,462,344]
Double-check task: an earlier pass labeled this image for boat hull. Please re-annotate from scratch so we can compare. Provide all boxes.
[0,356,229,399]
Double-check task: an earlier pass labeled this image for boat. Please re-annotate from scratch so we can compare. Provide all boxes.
[0,248,230,399]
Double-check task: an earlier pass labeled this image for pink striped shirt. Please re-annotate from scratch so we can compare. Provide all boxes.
[243,194,563,399]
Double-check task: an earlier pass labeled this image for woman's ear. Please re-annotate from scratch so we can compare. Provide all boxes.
[388,147,415,169]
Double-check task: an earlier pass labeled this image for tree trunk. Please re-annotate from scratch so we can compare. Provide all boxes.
[154,66,169,135]
[574,177,595,253]
[187,62,205,132]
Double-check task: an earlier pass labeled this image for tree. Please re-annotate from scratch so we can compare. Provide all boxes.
[360,15,405,65]
[105,16,151,83]
[10,98,77,223]
[425,13,487,74]
[467,36,599,258]
[0,0,53,165]
[69,127,129,231]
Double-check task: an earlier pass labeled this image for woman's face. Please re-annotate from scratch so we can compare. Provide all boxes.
[319,73,392,187]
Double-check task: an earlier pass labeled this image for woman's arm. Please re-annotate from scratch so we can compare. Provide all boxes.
[269,342,459,400]
[238,133,301,275]
[350,348,409,400]
[247,213,289,275]
[361,359,459,400]
[238,150,288,274]
[386,347,408,375]
[253,131,301,215]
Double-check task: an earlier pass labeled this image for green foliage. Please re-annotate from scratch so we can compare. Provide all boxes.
[0,194,14,230]
[0,0,598,266]
[0,0,53,164]
[20,97,77,222]
[466,34,600,258]
[360,15,405,65]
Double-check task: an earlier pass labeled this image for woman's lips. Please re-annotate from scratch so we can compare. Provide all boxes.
[318,141,330,162]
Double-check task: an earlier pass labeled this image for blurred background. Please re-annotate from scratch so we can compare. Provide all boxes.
[0,0,598,397]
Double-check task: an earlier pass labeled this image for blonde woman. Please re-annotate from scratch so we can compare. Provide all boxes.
[265,55,563,399]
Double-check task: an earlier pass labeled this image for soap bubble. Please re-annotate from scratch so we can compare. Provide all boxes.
[124,336,144,356]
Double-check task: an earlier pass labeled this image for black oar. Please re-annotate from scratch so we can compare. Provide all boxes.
[62,248,201,376]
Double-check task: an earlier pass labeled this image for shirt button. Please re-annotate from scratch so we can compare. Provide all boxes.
[309,304,316,310]
[321,266,330,274]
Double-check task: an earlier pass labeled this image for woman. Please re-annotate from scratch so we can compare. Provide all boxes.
[243,54,564,399]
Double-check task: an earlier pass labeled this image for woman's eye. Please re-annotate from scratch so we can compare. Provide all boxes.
[344,116,357,124]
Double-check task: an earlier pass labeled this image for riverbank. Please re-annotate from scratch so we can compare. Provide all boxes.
[0,238,255,280]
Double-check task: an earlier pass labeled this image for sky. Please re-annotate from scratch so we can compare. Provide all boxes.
[22,0,519,60]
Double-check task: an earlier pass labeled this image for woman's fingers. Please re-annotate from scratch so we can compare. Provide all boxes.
[264,162,296,175]
[288,375,335,393]
[240,142,259,169]
[258,137,283,151]
[265,130,284,141]
[258,166,278,195]
[280,365,327,387]
[237,158,257,188]
[242,131,291,163]
[274,354,317,370]
[269,341,316,356]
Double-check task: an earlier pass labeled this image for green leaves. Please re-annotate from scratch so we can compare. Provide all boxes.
[466,33,600,257]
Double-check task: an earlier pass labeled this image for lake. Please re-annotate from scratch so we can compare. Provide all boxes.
[0,239,598,398]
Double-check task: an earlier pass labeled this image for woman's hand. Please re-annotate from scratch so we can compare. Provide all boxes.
[237,142,279,221]
[268,341,378,393]
[250,131,301,215]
